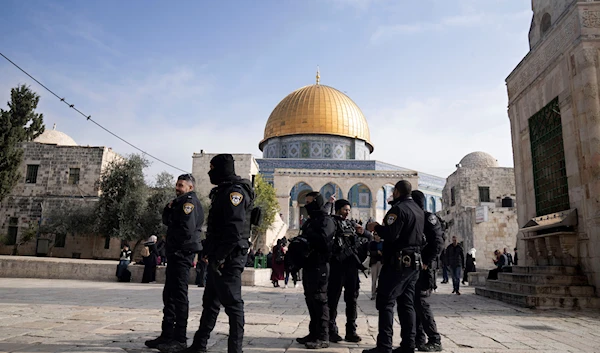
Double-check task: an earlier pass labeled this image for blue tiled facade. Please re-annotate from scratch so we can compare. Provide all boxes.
[256,158,445,213]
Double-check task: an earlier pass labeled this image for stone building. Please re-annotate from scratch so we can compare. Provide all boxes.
[0,125,123,259]
[506,0,600,289]
[440,152,518,268]
[192,72,446,250]
[475,0,600,308]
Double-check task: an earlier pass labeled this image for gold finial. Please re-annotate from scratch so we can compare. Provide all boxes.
[316,65,320,85]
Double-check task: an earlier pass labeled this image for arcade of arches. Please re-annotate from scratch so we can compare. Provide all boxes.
[274,169,420,229]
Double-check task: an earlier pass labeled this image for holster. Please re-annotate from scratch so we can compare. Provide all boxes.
[392,251,421,271]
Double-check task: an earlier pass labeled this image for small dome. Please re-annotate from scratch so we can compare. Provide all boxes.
[33,124,77,146]
[459,151,498,168]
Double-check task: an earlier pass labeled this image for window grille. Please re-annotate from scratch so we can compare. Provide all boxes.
[450,187,456,206]
[529,97,570,216]
[68,168,80,185]
[26,165,39,184]
[55,233,66,248]
[479,186,491,202]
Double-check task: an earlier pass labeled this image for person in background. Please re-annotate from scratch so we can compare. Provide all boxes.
[246,249,255,268]
[462,248,476,285]
[156,235,167,266]
[440,248,449,284]
[142,236,159,284]
[368,233,383,300]
[513,247,519,266]
[503,248,513,266]
[271,238,286,287]
[445,236,464,295]
[117,244,132,279]
[488,250,508,280]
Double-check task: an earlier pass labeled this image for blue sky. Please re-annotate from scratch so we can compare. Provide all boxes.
[1,0,532,181]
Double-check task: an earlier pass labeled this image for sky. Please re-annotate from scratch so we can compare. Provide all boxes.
[0,0,532,182]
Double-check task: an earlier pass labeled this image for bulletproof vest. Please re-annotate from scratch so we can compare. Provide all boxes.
[209,181,255,242]
[332,217,356,261]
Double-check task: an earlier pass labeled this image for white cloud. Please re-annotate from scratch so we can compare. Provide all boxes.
[371,9,531,43]
[366,84,514,178]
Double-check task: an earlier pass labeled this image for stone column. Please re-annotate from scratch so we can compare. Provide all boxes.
[291,201,299,230]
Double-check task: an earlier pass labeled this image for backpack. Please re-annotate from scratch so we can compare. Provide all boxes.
[274,246,285,263]
[141,246,150,257]
[287,236,310,270]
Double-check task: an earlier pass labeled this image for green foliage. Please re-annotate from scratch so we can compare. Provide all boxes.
[7,222,38,255]
[253,174,279,236]
[40,202,97,237]
[0,85,45,203]
[139,172,174,238]
[96,154,149,241]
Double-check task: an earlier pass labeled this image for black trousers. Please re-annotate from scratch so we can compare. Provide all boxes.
[303,263,330,341]
[193,253,247,353]
[161,251,195,342]
[327,259,359,336]
[195,260,208,286]
[375,264,419,353]
[413,270,441,346]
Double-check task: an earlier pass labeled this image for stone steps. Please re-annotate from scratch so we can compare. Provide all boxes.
[475,265,600,309]
[512,265,579,275]
[476,287,600,309]
[498,272,589,285]
[486,279,595,296]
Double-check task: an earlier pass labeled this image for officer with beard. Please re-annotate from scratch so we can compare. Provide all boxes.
[408,191,443,353]
[364,180,424,353]
[145,174,203,353]
[295,192,336,350]
[328,199,371,343]
[182,154,254,353]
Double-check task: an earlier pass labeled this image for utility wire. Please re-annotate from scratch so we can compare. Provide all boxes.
[0,52,190,174]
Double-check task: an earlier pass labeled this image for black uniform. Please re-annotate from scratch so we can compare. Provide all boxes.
[301,199,336,346]
[160,191,204,344]
[191,175,254,353]
[371,195,424,353]
[328,217,370,341]
[411,205,443,349]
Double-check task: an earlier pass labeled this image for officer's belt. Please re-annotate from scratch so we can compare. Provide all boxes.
[386,249,421,269]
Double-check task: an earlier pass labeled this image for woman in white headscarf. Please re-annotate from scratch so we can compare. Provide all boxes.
[462,248,476,285]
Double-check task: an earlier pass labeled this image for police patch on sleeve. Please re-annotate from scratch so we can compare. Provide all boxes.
[230,192,243,206]
[386,214,398,225]
[183,203,194,215]
[428,214,438,225]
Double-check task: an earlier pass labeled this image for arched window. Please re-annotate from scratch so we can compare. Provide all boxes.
[541,13,551,35]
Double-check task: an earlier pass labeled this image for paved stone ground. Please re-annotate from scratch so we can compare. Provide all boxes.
[0,277,599,353]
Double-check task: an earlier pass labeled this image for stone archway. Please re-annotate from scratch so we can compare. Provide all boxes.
[289,181,313,229]
[348,183,372,222]
[320,182,343,201]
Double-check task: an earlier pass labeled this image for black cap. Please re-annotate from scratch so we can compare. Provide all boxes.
[334,199,351,212]
[411,190,425,209]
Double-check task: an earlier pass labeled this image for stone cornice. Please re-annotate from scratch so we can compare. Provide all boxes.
[506,3,581,103]
[273,169,418,178]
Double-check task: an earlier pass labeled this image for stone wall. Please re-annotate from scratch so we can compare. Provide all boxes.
[441,164,518,268]
[506,1,600,289]
[0,142,121,258]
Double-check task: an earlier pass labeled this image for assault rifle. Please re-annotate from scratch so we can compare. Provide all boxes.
[334,221,368,278]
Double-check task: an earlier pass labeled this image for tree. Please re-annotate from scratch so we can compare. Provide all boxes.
[252,174,279,245]
[139,171,174,239]
[96,154,149,242]
[0,85,45,202]
[39,202,97,254]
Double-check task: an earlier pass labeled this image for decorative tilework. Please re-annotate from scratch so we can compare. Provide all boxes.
[289,143,300,158]
[310,142,323,158]
[281,144,287,158]
[324,144,332,158]
[301,142,310,158]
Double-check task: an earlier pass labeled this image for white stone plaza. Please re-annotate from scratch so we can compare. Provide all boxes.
[0,277,599,353]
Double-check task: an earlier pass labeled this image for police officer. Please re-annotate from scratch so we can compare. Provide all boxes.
[328,199,371,343]
[407,191,443,352]
[182,154,254,353]
[295,192,336,350]
[145,174,204,353]
[364,180,424,353]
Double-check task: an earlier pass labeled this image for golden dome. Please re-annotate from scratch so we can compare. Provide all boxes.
[260,83,373,152]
